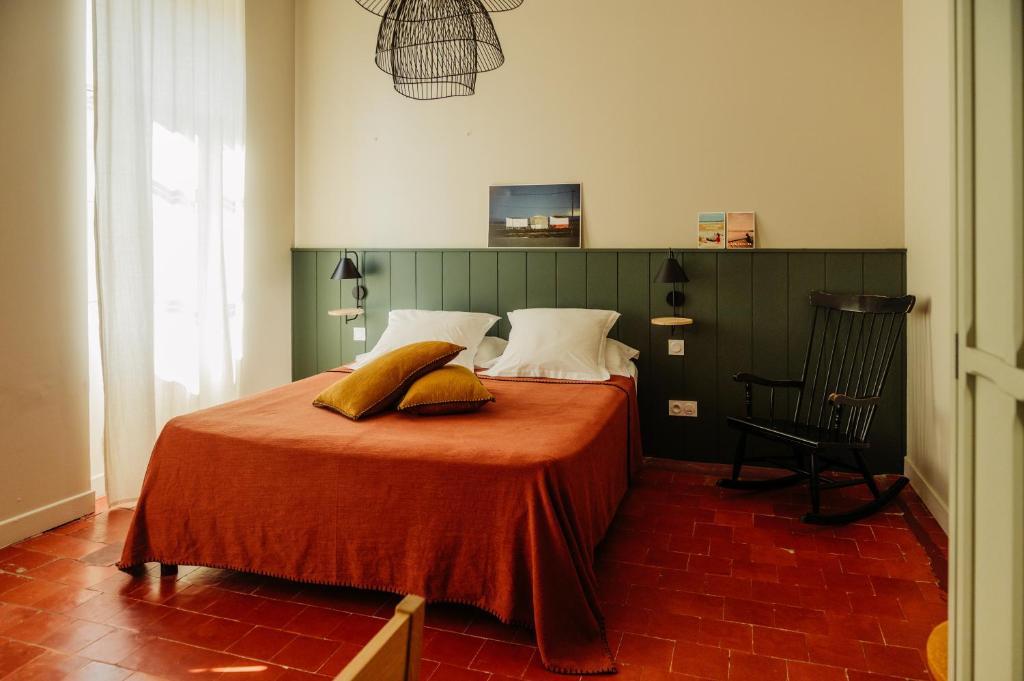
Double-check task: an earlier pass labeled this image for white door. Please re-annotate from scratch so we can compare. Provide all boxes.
[952,0,1024,679]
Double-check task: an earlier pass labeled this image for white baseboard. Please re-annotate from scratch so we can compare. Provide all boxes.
[905,457,949,534]
[0,490,96,549]
[91,472,105,497]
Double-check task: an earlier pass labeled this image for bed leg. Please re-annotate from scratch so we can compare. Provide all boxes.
[121,564,147,577]
[160,563,178,577]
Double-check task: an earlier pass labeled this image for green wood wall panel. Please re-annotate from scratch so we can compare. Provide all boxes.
[291,251,317,380]
[616,252,650,376]
[648,252,686,456]
[586,252,618,337]
[292,248,908,473]
[681,252,720,461]
[556,252,587,308]
[469,251,499,332]
[497,252,526,338]
[862,252,906,473]
[442,252,470,312]
[825,252,864,294]
[363,251,391,352]
[315,251,342,372]
[717,253,753,456]
[526,252,557,308]
[617,253,650,447]
[390,252,417,310]
[750,253,791,458]
[416,252,443,310]
[788,253,827,385]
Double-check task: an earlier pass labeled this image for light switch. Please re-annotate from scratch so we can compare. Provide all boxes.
[668,339,685,356]
[353,327,366,342]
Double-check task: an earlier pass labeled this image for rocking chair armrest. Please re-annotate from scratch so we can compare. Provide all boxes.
[732,373,802,389]
[828,392,880,408]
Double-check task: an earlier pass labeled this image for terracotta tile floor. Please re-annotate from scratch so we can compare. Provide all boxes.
[0,460,947,681]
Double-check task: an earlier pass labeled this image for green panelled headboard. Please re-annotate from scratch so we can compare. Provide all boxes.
[292,248,907,472]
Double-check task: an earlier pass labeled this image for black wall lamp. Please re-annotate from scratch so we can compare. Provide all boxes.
[654,250,689,316]
[330,250,367,323]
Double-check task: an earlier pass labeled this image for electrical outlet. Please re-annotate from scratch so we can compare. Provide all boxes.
[353,326,366,342]
[668,339,685,356]
[668,400,698,417]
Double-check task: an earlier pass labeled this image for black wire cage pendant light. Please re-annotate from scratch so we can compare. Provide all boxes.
[354,0,522,15]
[353,0,523,100]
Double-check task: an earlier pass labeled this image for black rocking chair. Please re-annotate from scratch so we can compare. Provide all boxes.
[718,291,916,525]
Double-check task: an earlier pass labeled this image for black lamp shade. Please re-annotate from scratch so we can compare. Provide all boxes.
[654,256,688,284]
[331,257,362,281]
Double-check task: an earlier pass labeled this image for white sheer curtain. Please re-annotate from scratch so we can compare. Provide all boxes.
[93,0,246,504]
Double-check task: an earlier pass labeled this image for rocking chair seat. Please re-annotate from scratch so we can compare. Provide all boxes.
[726,416,870,450]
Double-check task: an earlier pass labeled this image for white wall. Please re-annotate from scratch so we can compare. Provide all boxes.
[0,0,94,546]
[241,0,296,395]
[294,0,905,249]
[902,0,956,531]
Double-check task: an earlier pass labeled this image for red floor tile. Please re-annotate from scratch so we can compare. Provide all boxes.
[0,461,948,680]
[861,641,930,680]
[27,557,120,588]
[328,612,389,645]
[3,650,91,680]
[0,638,46,677]
[228,626,297,661]
[317,641,363,676]
[0,548,59,573]
[32,583,103,614]
[615,632,675,670]
[1,610,75,645]
[697,618,751,652]
[430,662,490,681]
[671,641,729,680]
[271,635,337,673]
[786,659,847,681]
[41,618,115,654]
[469,640,534,677]
[15,533,106,560]
[422,630,486,667]
[1,577,70,607]
[729,650,787,680]
[78,629,152,665]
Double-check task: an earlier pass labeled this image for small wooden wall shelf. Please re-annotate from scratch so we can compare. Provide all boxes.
[650,317,694,327]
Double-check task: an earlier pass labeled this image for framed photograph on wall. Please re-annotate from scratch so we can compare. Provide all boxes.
[726,211,756,249]
[489,184,582,249]
[698,212,726,249]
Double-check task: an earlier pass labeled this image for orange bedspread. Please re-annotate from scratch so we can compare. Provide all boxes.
[119,370,643,674]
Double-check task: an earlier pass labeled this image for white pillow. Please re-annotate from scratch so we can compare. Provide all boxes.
[474,336,508,368]
[605,338,640,378]
[352,310,499,371]
[476,336,638,378]
[483,308,620,381]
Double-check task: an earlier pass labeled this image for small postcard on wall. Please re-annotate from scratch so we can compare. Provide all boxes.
[726,211,756,249]
[698,212,726,249]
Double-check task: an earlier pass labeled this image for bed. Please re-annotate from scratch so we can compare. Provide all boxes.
[118,367,643,674]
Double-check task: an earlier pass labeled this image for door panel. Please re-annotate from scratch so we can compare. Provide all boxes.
[969,378,1023,678]
[972,0,1024,362]
[954,0,1024,679]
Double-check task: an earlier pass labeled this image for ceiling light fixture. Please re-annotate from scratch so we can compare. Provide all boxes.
[354,0,523,100]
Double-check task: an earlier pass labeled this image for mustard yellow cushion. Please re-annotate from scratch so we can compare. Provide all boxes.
[397,365,495,416]
[313,341,464,420]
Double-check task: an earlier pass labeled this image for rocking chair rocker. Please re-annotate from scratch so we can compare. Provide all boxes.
[718,291,916,525]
